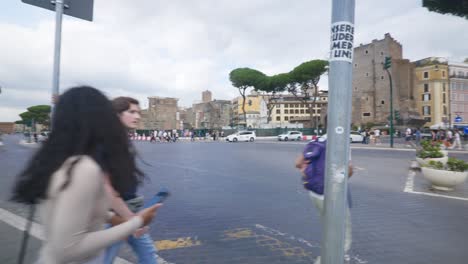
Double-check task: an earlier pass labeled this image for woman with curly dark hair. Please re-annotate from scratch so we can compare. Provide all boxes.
[11,86,159,264]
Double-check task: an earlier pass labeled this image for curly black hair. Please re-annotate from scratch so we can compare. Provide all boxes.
[11,86,143,204]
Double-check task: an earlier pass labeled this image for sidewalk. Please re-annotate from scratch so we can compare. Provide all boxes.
[0,218,41,264]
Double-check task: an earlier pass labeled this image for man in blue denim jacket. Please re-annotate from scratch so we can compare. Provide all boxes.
[295,137,353,264]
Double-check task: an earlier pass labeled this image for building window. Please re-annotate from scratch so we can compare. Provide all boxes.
[300,109,305,114]
[363,112,371,117]
[443,83,446,91]
[381,100,385,104]
[276,109,281,114]
[354,87,357,91]
[451,83,456,90]
[424,83,429,92]
[453,104,457,111]
[284,110,289,114]
[306,109,310,113]
[423,71,429,79]
[295,104,299,108]
[366,72,369,77]
[422,94,431,101]
[276,116,281,121]
[380,51,384,56]
[295,109,299,114]
[365,50,368,54]
[443,93,446,103]
[354,63,357,67]
[285,104,289,108]
[381,76,384,80]
[442,71,446,77]
[285,116,289,121]
[424,117,432,122]
[423,106,431,115]
[443,106,447,115]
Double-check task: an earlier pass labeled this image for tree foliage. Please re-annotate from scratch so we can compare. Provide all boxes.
[19,105,51,127]
[229,68,266,127]
[229,60,328,127]
[422,0,468,19]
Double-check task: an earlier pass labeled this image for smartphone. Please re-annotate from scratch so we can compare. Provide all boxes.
[145,187,170,208]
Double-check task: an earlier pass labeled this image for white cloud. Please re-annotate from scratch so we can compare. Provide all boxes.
[0,0,466,121]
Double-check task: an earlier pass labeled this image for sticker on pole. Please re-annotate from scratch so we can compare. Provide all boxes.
[330,21,354,63]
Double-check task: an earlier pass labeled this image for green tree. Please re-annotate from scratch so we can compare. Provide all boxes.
[229,68,266,127]
[422,0,468,19]
[19,105,51,129]
[255,73,290,123]
[464,58,468,63]
[289,60,329,129]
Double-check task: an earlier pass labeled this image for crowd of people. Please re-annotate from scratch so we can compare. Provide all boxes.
[359,127,464,149]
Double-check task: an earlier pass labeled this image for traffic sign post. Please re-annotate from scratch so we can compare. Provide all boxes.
[21,0,94,123]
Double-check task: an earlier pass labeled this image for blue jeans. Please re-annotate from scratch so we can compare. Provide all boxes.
[104,232,158,264]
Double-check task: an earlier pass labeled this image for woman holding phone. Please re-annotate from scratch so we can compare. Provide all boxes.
[11,86,160,263]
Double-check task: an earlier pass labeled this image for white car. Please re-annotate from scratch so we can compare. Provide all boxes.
[226,131,256,142]
[278,131,303,141]
[38,131,50,142]
[317,131,364,143]
[350,131,364,143]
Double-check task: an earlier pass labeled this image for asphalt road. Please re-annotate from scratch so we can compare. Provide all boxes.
[1,135,468,264]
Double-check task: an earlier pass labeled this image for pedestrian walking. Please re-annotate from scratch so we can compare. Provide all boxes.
[105,96,161,264]
[405,127,412,147]
[294,136,353,264]
[450,129,463,150]
[11,86,160,264]
[415,128,421,146]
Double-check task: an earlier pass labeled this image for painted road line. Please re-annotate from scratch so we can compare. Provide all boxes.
[155,237,202,251]
[0,208,173,264]
[254,224,368,263]
[404,170,468,202]
[222,227,313,259]
[404,170,415,193]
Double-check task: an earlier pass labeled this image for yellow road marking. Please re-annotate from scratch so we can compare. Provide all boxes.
[155,237,202,251]
[222,228,314,259]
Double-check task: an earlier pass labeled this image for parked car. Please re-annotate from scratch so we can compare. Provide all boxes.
[226,131,256,142]
[350,131,364,142]
[318,131,363,143]
[278,131,303,141]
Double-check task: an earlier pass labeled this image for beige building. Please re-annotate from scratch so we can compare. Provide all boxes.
[187,91,232,129]
[352,33,419,126]
[231,92,268,128]
[202,90,212,103]
[269,92,328,128]
[413,58,450,127]
[140,96,179,130]
[449,61,468,126]
[0,122,15,134]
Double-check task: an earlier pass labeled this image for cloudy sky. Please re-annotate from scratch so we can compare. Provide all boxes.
[0,0,466,121]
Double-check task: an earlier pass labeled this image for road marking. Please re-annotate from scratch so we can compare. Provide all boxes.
[253,224,368,263]
[404,170,415,192]
[155,237,202,251]
[404,170,468,202]
[0,208,173,264]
